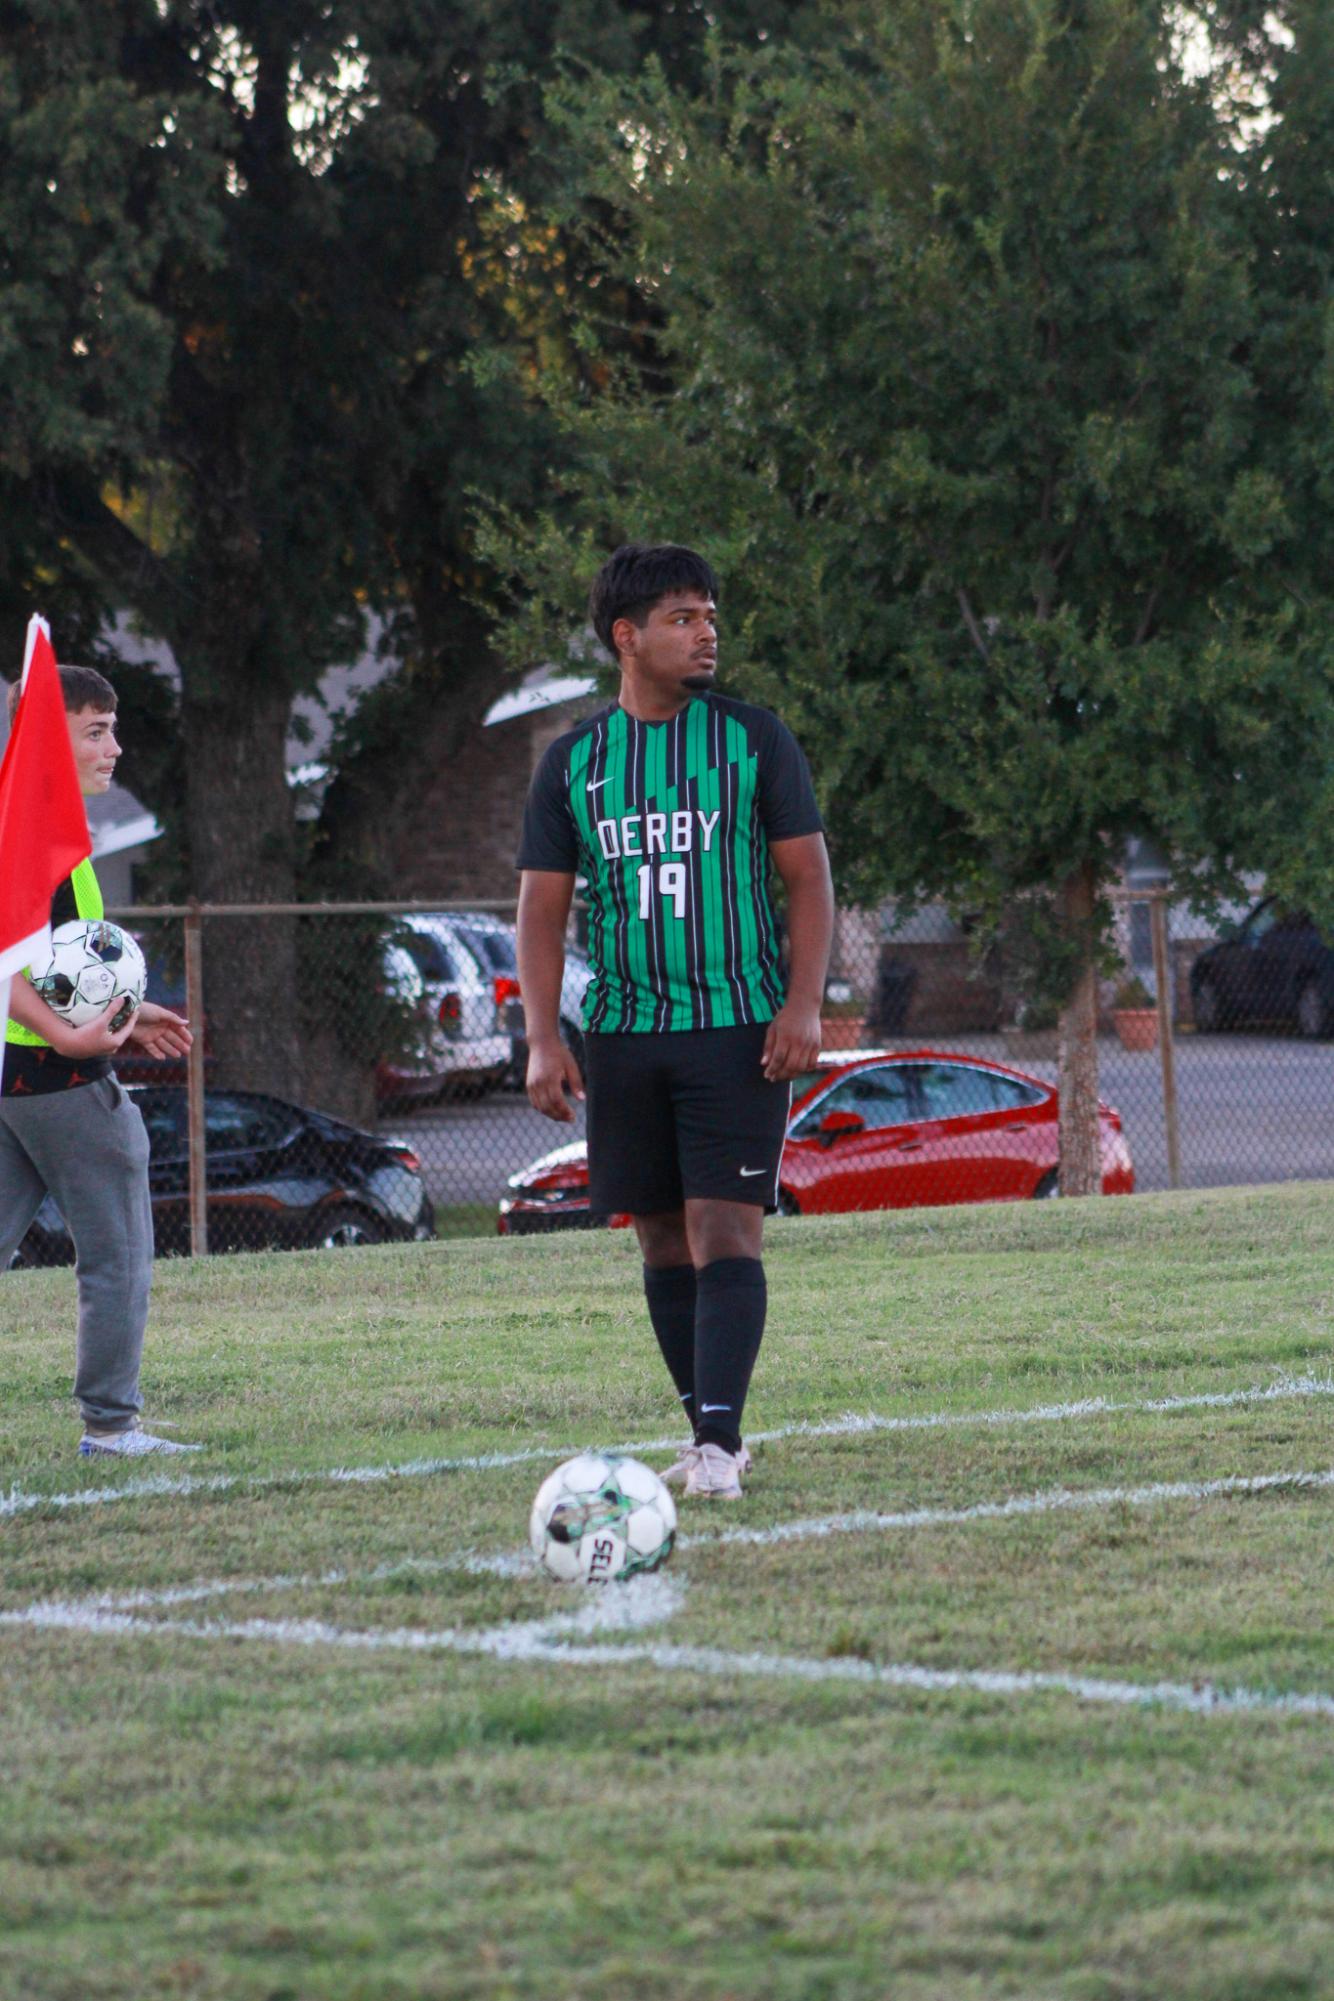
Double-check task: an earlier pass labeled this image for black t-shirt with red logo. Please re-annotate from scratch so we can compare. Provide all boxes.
[2,876,112,1099]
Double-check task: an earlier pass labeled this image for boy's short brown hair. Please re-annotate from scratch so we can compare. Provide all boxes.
[6,663,116,726]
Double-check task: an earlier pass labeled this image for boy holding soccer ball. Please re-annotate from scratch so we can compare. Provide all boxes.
[517,545,834,1499]
[1,665,199,1457]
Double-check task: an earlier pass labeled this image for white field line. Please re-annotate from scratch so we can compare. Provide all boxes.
[39,1553,532,1616]
[0,1569,686,1652]
[32,1457,1334,1606]
[3,1371,1332,1524]
[4,1574,1333,1724]
[683,1463,1334,1552]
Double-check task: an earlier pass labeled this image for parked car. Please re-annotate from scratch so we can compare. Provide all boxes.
[14,1086,435,1265]
[438,909,592,1084]
[497,1048,1134,1233]
[376,916,511,1105]
[1189,898,1334,1038]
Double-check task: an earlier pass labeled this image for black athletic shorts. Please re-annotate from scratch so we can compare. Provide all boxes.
[583,1020,791,1216]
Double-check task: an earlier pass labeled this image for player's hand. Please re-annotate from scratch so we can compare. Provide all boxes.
[761,1001,823,1082]
[123,1001,193,1062]
[50,998,141,1061]
[527,1035,586,1123]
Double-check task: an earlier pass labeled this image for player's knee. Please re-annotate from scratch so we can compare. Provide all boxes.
[633,1210,690,1266]
[685,1202,763,1268]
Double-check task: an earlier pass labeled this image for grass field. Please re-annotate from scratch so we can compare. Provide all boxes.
[433,1201,500,1241]
[4,1185,1334,2000]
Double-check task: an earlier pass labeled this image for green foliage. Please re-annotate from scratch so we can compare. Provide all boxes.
[0,0,822,1094]
[483,0,1334,988]
[0,0,819,871]
[1114,973,1154,1010]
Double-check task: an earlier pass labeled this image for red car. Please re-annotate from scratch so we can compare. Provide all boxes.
[497,1048,1134,1233]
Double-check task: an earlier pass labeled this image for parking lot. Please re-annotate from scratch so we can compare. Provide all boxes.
[957,1033,1334,1195]
[383,1032,1334,1218]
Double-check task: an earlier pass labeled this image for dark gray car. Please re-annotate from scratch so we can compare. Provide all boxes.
[15,1087,435,1264]
[1190,899,1334,1038]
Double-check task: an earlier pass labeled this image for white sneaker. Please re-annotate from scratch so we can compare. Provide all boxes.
[661,1443,701,1489]
[662,1440,753,1489]
[79,1426,202,1459]
[683,1441,746,1500]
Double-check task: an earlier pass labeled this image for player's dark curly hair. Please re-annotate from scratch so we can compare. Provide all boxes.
[588,543,719,660]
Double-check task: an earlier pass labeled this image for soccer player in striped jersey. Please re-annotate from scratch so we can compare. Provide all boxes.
[516,543,833,1499]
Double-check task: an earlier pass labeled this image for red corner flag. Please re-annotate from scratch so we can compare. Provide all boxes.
[0,616,90,987]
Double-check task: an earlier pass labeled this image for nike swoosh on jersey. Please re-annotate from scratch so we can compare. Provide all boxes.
[738,1166,768,1177]
[586,777,614,791]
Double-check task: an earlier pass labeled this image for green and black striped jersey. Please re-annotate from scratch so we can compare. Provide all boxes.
[517,693,823,1034]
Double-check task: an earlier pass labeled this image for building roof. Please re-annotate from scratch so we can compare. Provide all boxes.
[86,784,161,858]
[484,665,598,727]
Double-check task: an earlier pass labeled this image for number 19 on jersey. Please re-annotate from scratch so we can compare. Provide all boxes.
[638,861,688,921]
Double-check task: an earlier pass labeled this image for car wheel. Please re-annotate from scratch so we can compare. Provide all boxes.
[1033,1171,1060,1200]
[1192,976,1226,1033]
[309,1206,387,1249]
[1297,979,1332,1039]
[775,1188,801,1217]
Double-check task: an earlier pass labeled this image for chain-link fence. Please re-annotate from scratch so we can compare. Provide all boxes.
[16,888,1331,1263]
[824,888,1333,1201]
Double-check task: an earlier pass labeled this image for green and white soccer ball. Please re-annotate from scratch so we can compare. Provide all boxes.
[30,920,147,1032]
[530,1452,677,1584]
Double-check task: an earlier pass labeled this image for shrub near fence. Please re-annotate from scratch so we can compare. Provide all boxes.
[21,890,1324,1262]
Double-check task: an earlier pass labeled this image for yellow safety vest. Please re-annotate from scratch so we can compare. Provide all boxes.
[6,857,104,1048]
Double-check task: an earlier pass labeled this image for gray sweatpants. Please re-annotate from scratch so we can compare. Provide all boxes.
[0,1076,153,1431]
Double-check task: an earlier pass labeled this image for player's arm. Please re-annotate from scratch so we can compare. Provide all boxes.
[5,974,139,1059]
[516,869,585,1122]
[123,1000,193,1061]
[762,833,834,1082]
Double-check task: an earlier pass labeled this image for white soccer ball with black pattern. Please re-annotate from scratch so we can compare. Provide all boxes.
[30,920,147,1032]
[530,1452,677,1584]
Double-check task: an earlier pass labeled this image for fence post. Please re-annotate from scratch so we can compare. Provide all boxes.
[1149,894,1182,1190]
[184,901,208,1256]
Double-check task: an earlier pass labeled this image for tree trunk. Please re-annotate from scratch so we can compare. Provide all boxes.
[1057,862,1101,1197]
[299,1019,380,1128]
[180,672,302,1100]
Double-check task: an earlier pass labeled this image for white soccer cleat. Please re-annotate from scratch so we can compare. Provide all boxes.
[661,1443,700,1489]
[79,1426,202,1459]
[683,1441,746,1501]
[663,1440,752,1489]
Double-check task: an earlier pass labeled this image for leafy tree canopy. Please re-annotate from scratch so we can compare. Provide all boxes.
[0,0,817,1097]
[485,0,1334,964]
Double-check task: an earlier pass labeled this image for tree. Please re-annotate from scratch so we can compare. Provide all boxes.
[484,0,1334,1191]
[0,0,817,1105]
[1212,0,1334,929]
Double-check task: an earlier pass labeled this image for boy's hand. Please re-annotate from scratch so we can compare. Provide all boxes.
[761,1000,823,1082]
[123,1001,193,1062]
[526,1034,585,1123]
[50,999,141,1061]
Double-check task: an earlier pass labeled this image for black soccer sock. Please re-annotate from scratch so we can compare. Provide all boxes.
[643,1263,698,1428]
[693,1256,767,1455]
